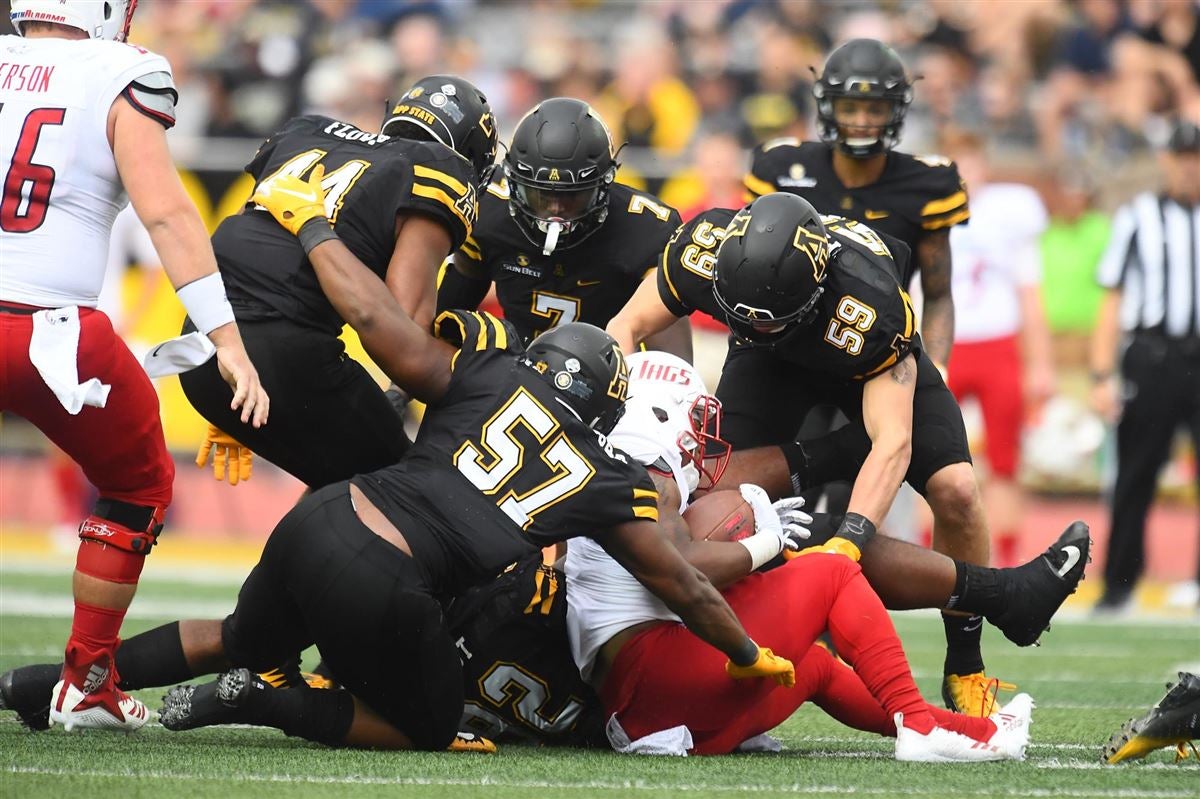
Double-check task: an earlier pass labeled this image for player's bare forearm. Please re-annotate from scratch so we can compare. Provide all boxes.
[705,447,792,499]
[647,472,756,587]
[385,213,453,332]
[309,238,452,400]
[642,316,694,362]
[916,230,954,364]
[607,272,680,353]
[847,356,916,525]
[599,520,753,659]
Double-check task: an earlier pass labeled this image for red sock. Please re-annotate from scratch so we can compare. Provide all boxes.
[826,571,936,734]
[63,601,125,687]
[929,704,998,742]
[806,645,895,736]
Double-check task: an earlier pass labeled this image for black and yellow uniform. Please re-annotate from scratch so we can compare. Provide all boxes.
[744,139,967,286]
[658,209,968,492]
[450,555,605,747]
[181,115,479,488]
[439,180,681,342]
[222,311,655,751]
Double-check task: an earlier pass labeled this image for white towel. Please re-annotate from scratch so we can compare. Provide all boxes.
[29,307,110,415]
[735,733,784,753]
[142,331,216,378]
[605,713,692,756]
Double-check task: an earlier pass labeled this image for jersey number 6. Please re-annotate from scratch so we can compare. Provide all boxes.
[0,105,66,234]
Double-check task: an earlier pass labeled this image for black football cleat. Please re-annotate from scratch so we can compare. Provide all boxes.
[160,668,258,732]
[987,521,1091,647]
[1104,672,1200,764]
[0,664,62,732]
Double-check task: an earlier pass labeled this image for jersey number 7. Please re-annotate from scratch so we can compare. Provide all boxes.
[0,105,66,234]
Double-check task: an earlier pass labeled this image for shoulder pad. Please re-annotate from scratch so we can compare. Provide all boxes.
[617,187,680,226]
[124,71,178,129]
[486,177,510,200]
[433,310,519,364]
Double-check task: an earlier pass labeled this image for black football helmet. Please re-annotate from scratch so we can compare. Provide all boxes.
[525,323,629,435]
[813,38,914,158]
[504,98,618,255]
[712,193,831,345]
[381,75,498,183]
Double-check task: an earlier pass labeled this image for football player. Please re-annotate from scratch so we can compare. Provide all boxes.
[607,193,1084,716]
[436,97,693,356]
[744,38,965,368]
[0,0,267,732]
[565,351,1032,760]
[181,75,497,489]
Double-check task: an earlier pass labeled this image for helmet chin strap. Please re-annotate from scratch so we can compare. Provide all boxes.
[541,220,564,255]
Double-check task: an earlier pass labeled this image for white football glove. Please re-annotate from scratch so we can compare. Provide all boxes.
[772,496,813,551]
[737,484,797,569]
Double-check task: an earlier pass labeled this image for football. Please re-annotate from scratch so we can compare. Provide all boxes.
[682,490,756,542]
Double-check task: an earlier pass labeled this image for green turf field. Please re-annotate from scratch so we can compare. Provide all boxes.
[2,563,1197,799]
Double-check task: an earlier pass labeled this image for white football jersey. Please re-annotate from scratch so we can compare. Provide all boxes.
[564,400,689,683]
[0,35,172,308]
[949,183,1048,343]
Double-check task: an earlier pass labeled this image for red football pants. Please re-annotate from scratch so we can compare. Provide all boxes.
[0,307,173,510]
[600,555,928,754]
[947,335,1022,478]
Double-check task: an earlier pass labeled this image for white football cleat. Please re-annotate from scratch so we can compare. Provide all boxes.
[49,679,150,733]
[894,712,1008,763]
[986,692,1035,760]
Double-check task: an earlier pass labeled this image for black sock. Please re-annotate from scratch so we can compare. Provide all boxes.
[947,561,1005,617]
[942,613,985,677]
[242,681,355,746]
[115,622,192,689]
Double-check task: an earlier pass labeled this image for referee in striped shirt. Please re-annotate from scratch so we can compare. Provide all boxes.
[1090,120,1200,611]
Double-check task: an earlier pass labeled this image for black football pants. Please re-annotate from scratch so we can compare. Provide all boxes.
[180,316,410,489]
[1104,334,1200,593]
[221,483,464,750]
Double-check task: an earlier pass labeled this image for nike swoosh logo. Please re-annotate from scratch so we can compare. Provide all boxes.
[149,342,168,358]
[962,617,984,632]
[1054,545,1081,578]
[864,210,889,220]
[576,279,601,287]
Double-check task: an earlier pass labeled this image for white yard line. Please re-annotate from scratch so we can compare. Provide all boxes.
[2,766,1195,796]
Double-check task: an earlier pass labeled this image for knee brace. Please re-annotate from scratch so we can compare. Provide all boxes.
[76,499,165,583]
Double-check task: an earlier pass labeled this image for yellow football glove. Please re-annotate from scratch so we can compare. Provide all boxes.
[196,424,253,486]
[251,164,329,236]
[785,536,863,562]
[726,646,796,688]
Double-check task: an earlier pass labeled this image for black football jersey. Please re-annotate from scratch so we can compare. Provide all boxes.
[449,555,605,747]
[351,310,659,596]
[658,209,918,382]
[744,139,967,286]
[445,180,682,342]
[214,115,478,334]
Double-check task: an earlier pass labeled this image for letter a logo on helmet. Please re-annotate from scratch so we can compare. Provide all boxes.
[794,226,830,282]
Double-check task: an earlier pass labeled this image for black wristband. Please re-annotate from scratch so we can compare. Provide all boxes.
[298,217,339,254]
[836,512,877,552]
[730,637,759,667]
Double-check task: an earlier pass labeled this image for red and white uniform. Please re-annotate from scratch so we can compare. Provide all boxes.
[0,34,175,510]
[947,183,1047,478]
[565,352,969,755]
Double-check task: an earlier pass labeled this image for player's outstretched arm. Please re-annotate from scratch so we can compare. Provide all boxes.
[596,519,793,685]
[251,168,454,402]
[607,271,685,354]
[846,354,917,530]
[110,97,268,427]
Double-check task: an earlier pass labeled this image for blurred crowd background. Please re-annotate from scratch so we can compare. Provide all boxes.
[1,0,1197,540]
